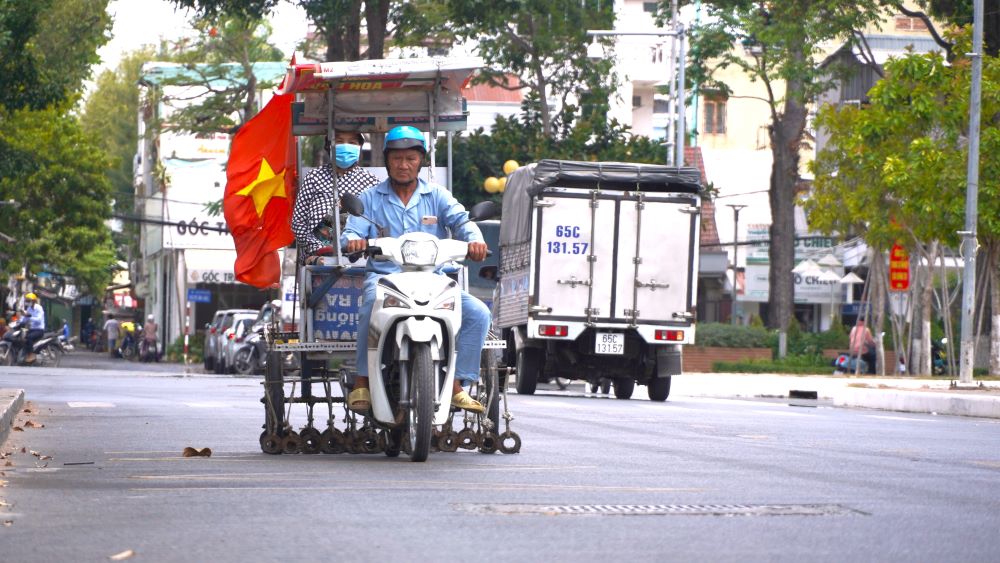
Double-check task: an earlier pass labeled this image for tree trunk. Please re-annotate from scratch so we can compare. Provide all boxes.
[989,244,1000,375]
[322,1,362,62]
[918,241,939,375]
[365,0,390,59]
[766,69,808,347]
[524,15,551,138]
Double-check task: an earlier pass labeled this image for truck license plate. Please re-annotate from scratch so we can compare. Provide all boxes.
[595,332,624,355]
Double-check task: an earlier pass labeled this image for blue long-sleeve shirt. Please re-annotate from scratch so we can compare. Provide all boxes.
[339,178,484,276]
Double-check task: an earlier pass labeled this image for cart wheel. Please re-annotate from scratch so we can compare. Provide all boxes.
[498,431,522,454]
[457,428,478,450]
[601,379,611,394]
[361,428,381,454]
[281,430,302,454]
[439,431,460,453]
[299,427,322,454]
[478,431,499,454]
[259,431,282,455]
[320,427,346,454]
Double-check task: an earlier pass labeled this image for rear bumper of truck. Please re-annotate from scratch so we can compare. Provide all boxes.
[526,318,695,346]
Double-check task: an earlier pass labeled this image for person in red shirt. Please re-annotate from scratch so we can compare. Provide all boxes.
[849,318,876,374]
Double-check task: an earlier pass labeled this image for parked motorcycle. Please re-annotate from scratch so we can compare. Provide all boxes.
[233,326,268,375]
[342,194,500,462]
[138,332,159,363]
[0,327,65,367]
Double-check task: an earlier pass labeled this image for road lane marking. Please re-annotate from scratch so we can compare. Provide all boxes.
[129,481,704,493]
[865,415,937,423]
[749,410,807,417]
[67,402,115,408]
[184,402,235,408]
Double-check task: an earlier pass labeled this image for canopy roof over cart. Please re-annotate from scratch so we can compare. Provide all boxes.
[276,57,484,136]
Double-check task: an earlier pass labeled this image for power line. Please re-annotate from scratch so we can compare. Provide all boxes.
[112,214,230,233]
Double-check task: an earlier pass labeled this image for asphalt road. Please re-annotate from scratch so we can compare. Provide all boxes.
[1,355,999,562]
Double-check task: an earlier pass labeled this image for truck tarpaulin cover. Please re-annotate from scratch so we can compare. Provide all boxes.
[499,160,703,247]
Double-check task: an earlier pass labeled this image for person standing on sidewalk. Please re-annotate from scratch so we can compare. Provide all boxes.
[849,318,876,374]
[103,315,121,358]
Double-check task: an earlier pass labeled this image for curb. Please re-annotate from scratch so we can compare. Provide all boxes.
[0,388,25,448]
[832,387,1000,419]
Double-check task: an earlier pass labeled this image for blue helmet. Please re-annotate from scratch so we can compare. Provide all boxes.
[383,126,426,155]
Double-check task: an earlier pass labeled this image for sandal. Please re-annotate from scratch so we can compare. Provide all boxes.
[451,390,484,413]
[348,387,371,413]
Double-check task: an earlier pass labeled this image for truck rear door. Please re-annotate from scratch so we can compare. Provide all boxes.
[532,190,617,321]
[613,194,700,325]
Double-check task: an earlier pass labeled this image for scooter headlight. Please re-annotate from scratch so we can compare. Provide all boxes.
[435,296,455,311]
[401,240,438,266]
[383,293,410,309]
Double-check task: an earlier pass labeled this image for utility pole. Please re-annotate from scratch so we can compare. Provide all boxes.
[959,0,984,385]
[587,21,686,167]
[727,204,746,325]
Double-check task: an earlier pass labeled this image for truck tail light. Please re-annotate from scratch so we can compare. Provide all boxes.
[538,324,568,337]
[655,330,684,341]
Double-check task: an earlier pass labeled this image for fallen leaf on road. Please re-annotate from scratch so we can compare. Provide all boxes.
[182,447,212,458]
[30,451,40,458]
[3,461,11,467]
[20,447,25,453]
[22,408,31,414]
[24,420,43,428]
[0,500,9,507]
[12,427,22,432]
[2,520,11,527]
[109,549,135,560]
[39,455,51,461]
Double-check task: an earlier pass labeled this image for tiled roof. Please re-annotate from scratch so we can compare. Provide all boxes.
[685,146,720,247]
[464,75,523,103]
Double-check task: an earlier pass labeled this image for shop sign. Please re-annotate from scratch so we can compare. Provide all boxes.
[889,244,910,291]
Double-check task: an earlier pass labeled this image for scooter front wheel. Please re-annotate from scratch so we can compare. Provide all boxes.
[407,343,435,462]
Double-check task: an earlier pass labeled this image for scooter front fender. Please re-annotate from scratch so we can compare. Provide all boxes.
[394,318,442,362]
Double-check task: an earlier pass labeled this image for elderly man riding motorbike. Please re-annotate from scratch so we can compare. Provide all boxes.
[340,125,490,414]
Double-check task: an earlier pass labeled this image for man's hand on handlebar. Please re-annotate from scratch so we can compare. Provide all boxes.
[346,239,368,254]
[467,241,488,262]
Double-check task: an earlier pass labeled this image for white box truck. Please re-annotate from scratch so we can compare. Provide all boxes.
[494,160,702,401]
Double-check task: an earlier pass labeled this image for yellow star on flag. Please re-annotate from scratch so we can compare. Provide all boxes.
[237,158,287,216]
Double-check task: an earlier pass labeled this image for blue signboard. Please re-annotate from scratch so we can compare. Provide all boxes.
[187,288,212,303]
[310,273,363,341]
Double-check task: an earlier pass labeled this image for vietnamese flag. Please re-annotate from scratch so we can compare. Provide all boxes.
[223,90,296,288]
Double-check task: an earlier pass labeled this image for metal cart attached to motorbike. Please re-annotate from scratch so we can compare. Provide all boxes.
[256,57,516,461]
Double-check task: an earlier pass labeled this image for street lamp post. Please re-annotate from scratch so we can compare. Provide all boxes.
[726,204,747,325]
[586,23,687,167]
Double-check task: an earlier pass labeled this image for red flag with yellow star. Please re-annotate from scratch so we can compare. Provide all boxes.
[223,90,296,288]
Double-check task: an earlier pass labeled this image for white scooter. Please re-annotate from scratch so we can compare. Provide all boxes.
[341,194,498,462]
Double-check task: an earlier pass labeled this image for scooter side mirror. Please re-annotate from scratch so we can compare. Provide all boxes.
[341,193,365,217]
[468,200,499,222]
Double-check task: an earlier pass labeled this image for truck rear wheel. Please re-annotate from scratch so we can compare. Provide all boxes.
[648,376,672,402]
[613,377,635,400]
[515,347,542,395]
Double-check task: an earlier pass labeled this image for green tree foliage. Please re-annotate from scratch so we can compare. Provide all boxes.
[0,0,115,294]
[154,15,284,134]
[809,27,1000,252]
[440,109,666,206]
[82,49,158,265]
[399,0,616,139]
[0,0,111,111]
[0,105,117,294]
[685,0,891,336]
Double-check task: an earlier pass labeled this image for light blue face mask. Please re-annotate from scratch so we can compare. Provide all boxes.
[335,143,361,168]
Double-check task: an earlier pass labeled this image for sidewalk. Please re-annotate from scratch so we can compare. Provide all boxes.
[672,373,1000,419]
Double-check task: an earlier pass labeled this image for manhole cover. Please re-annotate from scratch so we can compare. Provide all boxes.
[457,503,865,517]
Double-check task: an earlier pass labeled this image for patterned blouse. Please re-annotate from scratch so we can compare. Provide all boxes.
[291,164,380,257]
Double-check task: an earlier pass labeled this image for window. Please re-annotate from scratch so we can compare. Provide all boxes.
[894,16,927,31]
[643,2,658,14]
[632,95,643,108]
[704,99,727,135]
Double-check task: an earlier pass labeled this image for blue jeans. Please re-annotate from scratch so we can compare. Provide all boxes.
[356,273,490,383]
